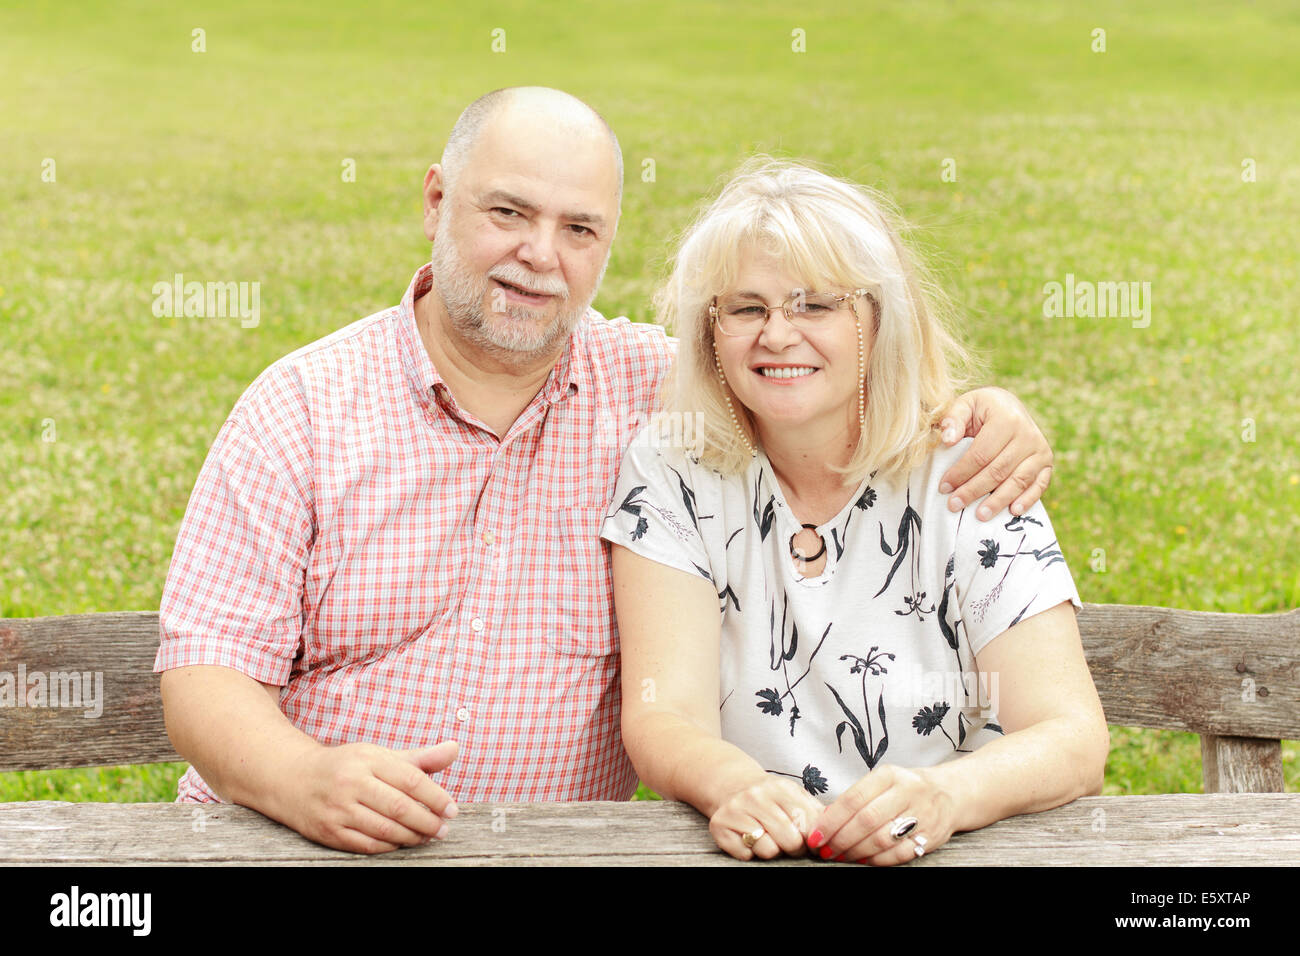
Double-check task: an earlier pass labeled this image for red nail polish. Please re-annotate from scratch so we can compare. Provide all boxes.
[808,829,824,848]
[819,846,833,860]
[834,854,845,862]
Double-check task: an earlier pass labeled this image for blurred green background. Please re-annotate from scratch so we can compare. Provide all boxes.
[1,0,1296,801]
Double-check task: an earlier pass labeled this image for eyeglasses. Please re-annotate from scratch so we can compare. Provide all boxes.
[709,288,874,337]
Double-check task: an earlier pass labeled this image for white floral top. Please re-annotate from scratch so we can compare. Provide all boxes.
[599,429,1082,801]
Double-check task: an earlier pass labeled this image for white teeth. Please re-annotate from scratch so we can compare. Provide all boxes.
[757,366,817,379]
[497,279,546,296]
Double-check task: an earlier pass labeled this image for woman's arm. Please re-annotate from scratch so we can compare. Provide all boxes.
[926,599,1110,830]
[809,600,1108,864]
[612,544,824,858]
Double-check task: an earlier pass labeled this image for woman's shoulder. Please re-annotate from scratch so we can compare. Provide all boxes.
[619,419,750,491]
[902,436,1002,526]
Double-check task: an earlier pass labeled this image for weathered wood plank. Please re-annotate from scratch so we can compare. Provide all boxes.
[1,796,1297,866]
[2,604,1297,772]
[1200,734,1285,793]
[1077,604,1300,738]
[0,612,180,772]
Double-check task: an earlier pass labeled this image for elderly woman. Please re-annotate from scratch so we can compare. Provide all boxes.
[599,159,1108,864]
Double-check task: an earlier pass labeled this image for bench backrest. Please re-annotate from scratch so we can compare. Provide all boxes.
[2,606,1297,791]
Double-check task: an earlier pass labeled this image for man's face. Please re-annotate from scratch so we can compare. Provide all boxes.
[426,109,620,361]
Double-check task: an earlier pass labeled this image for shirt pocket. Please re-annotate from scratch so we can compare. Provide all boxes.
[542,504,618,657]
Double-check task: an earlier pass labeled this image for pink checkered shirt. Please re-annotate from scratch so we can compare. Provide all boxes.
[155,263,674,803]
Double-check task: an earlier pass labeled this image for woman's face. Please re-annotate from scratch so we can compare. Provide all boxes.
[712,253,872,436]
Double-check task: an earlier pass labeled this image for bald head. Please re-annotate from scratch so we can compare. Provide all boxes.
[441,87,623,204]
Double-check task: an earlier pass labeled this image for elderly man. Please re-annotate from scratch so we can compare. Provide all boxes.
[156,87,1056,854]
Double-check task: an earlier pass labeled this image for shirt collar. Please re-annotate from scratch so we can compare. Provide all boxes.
[393,262,589,410]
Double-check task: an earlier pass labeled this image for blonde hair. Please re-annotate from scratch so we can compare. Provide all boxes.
[655,157,979,488]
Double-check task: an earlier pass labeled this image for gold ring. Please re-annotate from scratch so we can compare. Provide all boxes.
[741,827,764,848]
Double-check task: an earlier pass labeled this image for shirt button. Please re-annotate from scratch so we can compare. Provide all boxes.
[482,531,494,545]
[470,617,485,632]
[456,707,471,722]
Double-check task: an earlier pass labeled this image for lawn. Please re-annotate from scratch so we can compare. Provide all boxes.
[1,0,1296,799]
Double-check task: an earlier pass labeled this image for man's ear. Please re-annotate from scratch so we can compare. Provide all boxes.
[422,164,447,241]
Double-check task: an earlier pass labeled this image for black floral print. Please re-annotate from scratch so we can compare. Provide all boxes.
[598,436,1081,802]
[768,763,831,796]
[827,645,895,770]
[754,596,833,737]
[875,489,934,619]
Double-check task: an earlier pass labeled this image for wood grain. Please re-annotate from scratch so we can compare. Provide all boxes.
[1,796,1296,866]
[1201,735,1285,793]
[1077,604,1300,740]
[0,612,179,772]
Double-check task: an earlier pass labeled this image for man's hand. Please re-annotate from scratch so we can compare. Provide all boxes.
[935,386,1053,521]
[278,740,461,854]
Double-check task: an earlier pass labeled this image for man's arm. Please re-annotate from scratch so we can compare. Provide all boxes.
[161,664,460,854]
[156,407,460,855]
[935,386,1054,521]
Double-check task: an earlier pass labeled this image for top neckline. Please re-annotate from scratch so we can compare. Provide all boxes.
[754,448,874,587]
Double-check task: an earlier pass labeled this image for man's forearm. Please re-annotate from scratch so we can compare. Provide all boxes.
[160,664,320,821]
[923,715,1108,834]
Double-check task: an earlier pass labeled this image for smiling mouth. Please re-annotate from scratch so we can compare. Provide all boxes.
[755,366,819,380]
[492,277,556,303]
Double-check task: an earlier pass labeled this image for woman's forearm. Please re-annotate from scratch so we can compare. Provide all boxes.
[623,710,772,817]
[924,715,1108,833]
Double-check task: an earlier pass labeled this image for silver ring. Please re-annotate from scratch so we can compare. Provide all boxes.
[889,816,918,840]
[912,833,928,857]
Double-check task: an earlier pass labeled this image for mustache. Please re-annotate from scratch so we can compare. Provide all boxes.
[487,265,569,299]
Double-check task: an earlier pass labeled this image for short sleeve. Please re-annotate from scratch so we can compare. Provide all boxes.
[950,499,1083,658]
[598,435,713,585]
[154,417,313,684]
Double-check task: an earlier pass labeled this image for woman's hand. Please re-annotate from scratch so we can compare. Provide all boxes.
[709,778,827,861]
[807,765,957,865]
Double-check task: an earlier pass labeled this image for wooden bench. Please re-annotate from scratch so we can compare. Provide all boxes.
[1,605,1297,791]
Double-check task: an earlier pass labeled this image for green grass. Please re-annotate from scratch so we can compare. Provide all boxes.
[2,0,1296,800]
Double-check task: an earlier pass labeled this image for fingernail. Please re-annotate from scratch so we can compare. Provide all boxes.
[939,482,953,494]
[444,802,459,819]
[834,854,846,862]
[435,823,449,840]
[977,506,991,520]
[819,846,833,860]
[808,829,824,848]
[948,496,962,512]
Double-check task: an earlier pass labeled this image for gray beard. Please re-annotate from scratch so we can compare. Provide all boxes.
[428,220,602,362]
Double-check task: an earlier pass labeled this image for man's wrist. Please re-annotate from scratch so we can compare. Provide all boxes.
[234,733,323,823]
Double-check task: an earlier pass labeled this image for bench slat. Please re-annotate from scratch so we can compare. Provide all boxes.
[1,604,1297,778]
[0,612,180,772]
[1200,735,1285,793]
[1077,604,1300,739]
